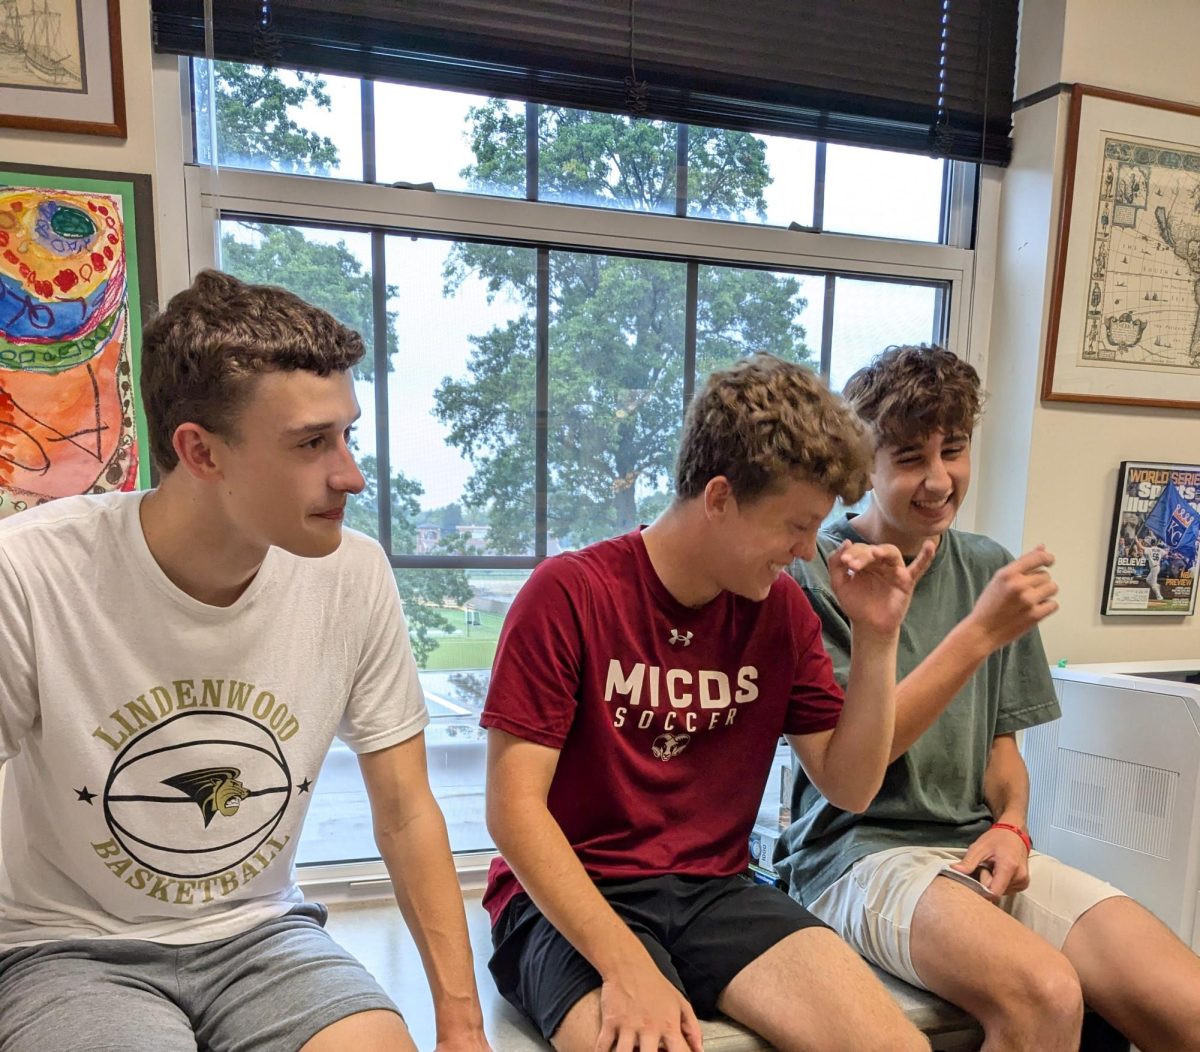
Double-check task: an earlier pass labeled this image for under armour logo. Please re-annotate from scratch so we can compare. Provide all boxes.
[668,629,693,647]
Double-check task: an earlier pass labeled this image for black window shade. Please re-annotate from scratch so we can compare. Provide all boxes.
[153,0,1016,165]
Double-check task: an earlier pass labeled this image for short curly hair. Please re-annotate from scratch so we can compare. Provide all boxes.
[140,269,365,472]
[676,353,874,505]
[842,344,982,448]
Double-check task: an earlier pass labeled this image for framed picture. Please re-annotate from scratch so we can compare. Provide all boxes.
[1043,84,1200,409]
[0,163,156,518]
[0,0,125,137]
[1101,461,1200,616]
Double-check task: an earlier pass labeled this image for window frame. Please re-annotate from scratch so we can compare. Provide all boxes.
[157,57,1001,896]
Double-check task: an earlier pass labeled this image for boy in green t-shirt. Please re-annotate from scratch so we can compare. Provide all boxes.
[776,345,1200,1052]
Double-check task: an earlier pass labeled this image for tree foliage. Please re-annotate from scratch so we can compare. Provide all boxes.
[195,62,340,174]
[436,104,815,550]
[344,457,472,665]
[213,69,470,665]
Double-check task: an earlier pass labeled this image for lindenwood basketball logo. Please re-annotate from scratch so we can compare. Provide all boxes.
[102,710,293,879]
[161,768,251,827]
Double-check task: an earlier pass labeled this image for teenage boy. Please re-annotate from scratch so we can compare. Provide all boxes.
[481,354,935,1052]
[776,344,1200,1052]
[0,271,490,1052]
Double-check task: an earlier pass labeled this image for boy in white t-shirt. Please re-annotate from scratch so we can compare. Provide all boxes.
[0,271,491,1052]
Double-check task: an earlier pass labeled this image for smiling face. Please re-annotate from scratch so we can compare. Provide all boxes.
[206,369,366,559]
[855,429,971,556]
[712,475,836,601]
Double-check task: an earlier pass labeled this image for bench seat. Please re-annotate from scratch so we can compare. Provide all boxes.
[327,892,986,1051]
[485,967,984,1051]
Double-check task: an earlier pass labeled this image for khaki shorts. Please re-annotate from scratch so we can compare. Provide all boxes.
[808,846,1126,989]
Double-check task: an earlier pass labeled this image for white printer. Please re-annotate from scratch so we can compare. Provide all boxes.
[1023,660,1200,951]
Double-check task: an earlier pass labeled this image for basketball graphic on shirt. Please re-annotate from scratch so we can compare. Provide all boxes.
[102,710,293,878]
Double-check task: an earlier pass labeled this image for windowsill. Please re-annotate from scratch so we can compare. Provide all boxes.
[324,891,509,1050]
[298,850,495,903]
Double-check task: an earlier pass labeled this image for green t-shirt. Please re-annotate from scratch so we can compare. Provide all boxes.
[773,515,1061,905]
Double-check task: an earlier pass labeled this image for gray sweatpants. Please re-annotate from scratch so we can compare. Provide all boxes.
[0,903,401,1052]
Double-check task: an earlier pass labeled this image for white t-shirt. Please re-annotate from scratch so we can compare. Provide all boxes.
[0,492,428,947]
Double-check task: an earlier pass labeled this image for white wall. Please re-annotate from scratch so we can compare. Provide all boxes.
[979,0,1200,663]
[0,0,186,305]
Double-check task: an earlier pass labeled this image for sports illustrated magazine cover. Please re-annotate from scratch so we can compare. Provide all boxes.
[1102,461,1200,615]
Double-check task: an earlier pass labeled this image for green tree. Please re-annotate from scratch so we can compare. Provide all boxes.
[344,458,472,666]
[435,105,814,551]
[438,503,466,531]
[213,70,472,666]
[195,62,340,174]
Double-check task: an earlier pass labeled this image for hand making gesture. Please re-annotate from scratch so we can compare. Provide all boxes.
[963,546,1059,653]
[827,539,937,638]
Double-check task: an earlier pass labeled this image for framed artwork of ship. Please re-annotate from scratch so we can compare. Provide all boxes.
[0,0,125,137]
[1043,85,1200,409]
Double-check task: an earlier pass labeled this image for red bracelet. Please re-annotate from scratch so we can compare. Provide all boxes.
[992,822,1032,853]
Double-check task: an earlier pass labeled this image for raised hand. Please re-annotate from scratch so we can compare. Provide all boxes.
[828,538,936,638]
[965,546,1058,653]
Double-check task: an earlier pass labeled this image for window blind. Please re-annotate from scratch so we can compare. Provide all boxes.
[152,0,1017,165]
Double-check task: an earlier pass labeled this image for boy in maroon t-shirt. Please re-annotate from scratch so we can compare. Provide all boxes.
[482,354,934,1052]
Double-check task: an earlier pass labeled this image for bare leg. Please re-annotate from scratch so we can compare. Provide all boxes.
[1061,896,1200,1052]
[299,1009,417,1052]
[551,990,603,1052]
[909,877,1083,1052]
[717,927,930,1052]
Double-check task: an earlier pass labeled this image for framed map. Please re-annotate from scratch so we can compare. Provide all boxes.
[1043,85,1200,409]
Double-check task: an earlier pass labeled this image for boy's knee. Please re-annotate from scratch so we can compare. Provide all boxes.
[1010,953,1083,1033]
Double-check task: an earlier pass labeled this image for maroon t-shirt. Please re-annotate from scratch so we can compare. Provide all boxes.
[480,530,844,924]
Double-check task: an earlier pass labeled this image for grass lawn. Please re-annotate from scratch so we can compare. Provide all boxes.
[420,608,504,671]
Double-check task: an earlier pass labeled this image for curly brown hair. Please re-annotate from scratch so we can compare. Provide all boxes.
[842,344,982,448]
[140,269,365,472]
[676,353,874,505]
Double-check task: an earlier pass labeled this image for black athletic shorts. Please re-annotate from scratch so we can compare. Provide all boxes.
[488,872,829,1040]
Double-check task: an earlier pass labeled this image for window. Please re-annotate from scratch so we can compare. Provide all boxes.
[382,235,536,556]
[179,62,972,873]
[193,63,364,178]
[823,146,946,242]
[689,131,817,228]
[374,86,525,197]
[190,60,959,244]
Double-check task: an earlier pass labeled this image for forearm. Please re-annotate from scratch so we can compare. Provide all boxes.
[489,799,653,977]
[982,739,1030,826]
[376,796,485,1042]
[818,627,898,811]
[890,618,993,761]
